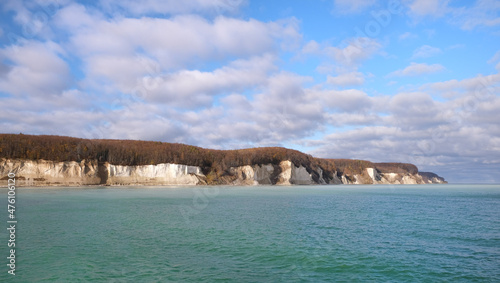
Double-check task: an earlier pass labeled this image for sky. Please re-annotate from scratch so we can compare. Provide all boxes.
[0,0,499,183]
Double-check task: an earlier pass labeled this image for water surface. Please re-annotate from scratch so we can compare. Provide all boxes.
[1,184,499,282]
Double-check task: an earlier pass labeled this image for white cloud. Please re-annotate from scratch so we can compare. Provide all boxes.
[269,18,303,51]
[51,6,302,110]
[412,45,442,59]
[3,0,36,26]
[406,0,500,31]
[452,0,500,30]
[1,0,67,40]
[424,73,500,98]
[313,89,373,112]
[142,72,325,148]
[388,92,444,128]
[327,72,365,86]
[399,31,418,40]
[408,0,450,17]
[72,71,326,149]
[302,37,382,69]
[82,53,278,107]
[100,104,188,142]
[0,40,70,97]
[488,50,500,64]
[329,37,382,67]
[143,54,276,108]
[98,0,246,16]
[325,112,380,127]
[488,50,500,71]
[333,0,377,13]
[83,54,154,93]
[447,44,465,50]
[307,87,500,182]
[65,15,283,67]
[56,11,301,95]
[302,40,320,54]
[388,62,445,77]
[253,72,320,123]
[54,3,103,30]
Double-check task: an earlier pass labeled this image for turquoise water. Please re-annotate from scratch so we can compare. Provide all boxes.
[1,184,500,282]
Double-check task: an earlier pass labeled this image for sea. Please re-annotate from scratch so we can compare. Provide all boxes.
[1,184,499,282]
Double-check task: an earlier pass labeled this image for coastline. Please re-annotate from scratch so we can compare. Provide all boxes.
[1,158,446,187]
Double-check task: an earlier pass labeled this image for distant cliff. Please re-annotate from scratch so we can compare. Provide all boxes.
[0,134,447,186]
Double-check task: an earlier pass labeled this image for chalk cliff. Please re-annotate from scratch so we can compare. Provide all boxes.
[229,160,341,185]
[0,159,446,187]
[0,159,205,186]
[0,133,448,187]
[362,168,447,184]
[105,163,204,185]
[0,159,101,186]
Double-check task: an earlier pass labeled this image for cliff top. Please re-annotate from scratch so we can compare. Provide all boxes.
[0,133,429,180]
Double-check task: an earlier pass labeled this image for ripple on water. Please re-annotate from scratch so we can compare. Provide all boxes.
[1,184,499,282]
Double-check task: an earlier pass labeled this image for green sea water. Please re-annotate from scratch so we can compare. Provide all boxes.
[1,184,499,282]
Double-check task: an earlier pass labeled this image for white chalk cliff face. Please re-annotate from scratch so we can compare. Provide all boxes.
[0,159,445,187]
[0,159,204,186]
[106,163,203,185]
[0,159,101,186]
[357,168,447,185]
[230,161,315,185]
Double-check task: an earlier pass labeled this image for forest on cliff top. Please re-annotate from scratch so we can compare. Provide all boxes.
[0,134,419,181]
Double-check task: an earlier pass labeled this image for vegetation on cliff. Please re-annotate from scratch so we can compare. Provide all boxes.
[0,134,423,182]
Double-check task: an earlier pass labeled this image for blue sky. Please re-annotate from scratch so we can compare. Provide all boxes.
[0,0,499,183]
